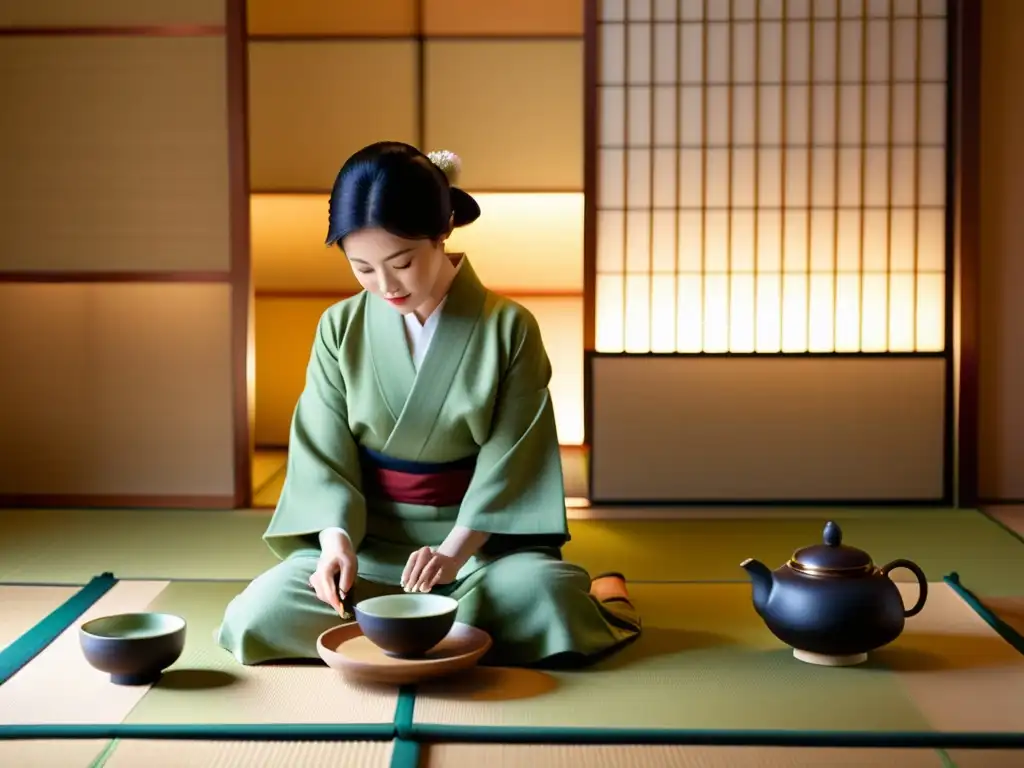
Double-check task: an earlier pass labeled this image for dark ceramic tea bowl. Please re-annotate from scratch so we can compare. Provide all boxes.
[79,612,186,685]
[354,593,458,658]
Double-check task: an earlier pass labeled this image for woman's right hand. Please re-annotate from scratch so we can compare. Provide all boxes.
[309,530,357,614]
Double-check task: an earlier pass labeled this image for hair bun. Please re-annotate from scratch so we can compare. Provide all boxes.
[450,187,480,228]
[427,150,462,186]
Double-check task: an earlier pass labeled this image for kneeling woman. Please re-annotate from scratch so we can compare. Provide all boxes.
[217,142,641,668]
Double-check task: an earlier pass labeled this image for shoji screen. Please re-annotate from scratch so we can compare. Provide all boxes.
[586,0,952,504]
[0,0,249,508]
[250,0,588,447]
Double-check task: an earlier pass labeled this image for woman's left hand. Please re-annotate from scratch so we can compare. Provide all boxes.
[401,546,461,592]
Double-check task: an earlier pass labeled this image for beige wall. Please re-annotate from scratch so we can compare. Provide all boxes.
[0,1,244,506]
[0,35,230,273]
[591,357,946,503]
[0,284,235,499]
[979,0,1024,502]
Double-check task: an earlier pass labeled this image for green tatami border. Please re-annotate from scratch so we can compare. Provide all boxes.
[390,688,420,768]
[400,724,1024,750]
[6,724,1021,751]
[943,572,1024,656]
[0,724,397,741]
[390,737,420,768]
[0,572,117,686]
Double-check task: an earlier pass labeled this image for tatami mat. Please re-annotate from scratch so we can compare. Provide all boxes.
[975,595,1024,638]
[101,739,394,768]
[880,583,1024,735]
[3,509,1023,596]
[1,453,1018,764]
[0,739,395,768]
[123,581,397,727]
[0,739,109,768]
[946,749,1024,767]
[1,577,1022,762]
[411,582,1024,737]
[0,579,398,730]
[561,511,1024,595]
[0,741,1016,768]
[0,581,171,726]
[421,744,951,767]
[0,585,77,651]
[0,509,280,584]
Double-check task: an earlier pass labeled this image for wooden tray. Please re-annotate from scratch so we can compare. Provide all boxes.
[316,621,492,685]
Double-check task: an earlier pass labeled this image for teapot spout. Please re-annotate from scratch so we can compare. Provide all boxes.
[740,558,774,611]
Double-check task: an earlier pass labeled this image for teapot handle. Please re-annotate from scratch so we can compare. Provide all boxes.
[880,559,928,617]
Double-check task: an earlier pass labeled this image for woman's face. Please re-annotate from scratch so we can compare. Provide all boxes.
[343,227,448,315]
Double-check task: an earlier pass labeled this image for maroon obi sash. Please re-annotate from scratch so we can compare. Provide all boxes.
[359,447,476,507]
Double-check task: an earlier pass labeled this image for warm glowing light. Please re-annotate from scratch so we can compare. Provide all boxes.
[252,192,583,294]
[444,193,584,293]
[594,0,949,355]
[595,270,945,354]
[514,296,584,445]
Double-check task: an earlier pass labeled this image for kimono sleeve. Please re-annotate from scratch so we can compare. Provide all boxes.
[262,310,367,560]
[455,309,570,548]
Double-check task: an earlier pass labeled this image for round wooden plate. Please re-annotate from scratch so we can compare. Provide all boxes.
[316,622,493,685]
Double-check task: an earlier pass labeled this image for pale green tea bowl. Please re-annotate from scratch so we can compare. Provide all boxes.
[354,593,458,658]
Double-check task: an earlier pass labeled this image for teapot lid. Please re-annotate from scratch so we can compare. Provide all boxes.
[788,521,873,575]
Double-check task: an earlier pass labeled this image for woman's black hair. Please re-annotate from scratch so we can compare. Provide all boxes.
[325,141,481,248]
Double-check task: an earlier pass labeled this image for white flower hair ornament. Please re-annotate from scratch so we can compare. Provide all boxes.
[426,149,481,228]
[427,150,462,186]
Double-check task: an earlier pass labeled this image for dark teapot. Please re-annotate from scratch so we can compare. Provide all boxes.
[740,521,928,666]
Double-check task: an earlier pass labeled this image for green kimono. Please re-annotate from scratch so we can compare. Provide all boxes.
[217,257,640,667]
